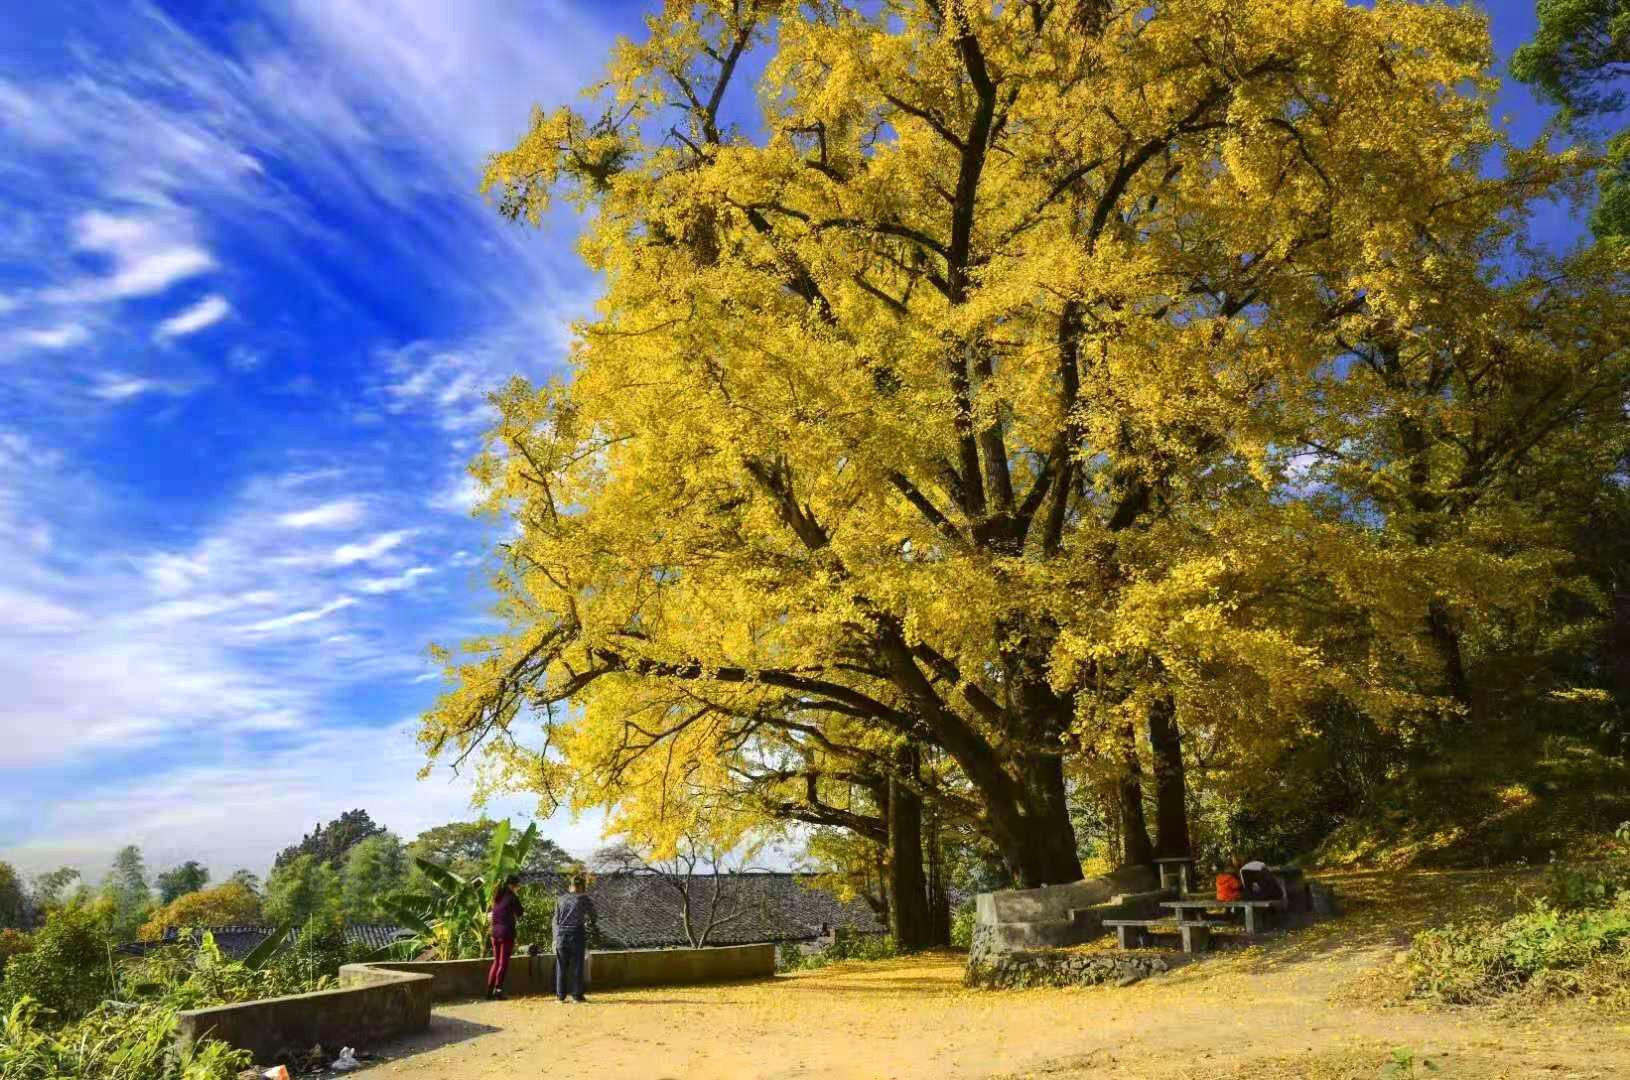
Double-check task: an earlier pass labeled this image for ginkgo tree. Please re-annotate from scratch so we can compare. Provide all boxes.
[419,0,1629,893]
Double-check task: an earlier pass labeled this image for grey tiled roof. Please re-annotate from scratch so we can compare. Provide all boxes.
[113,875,896,956]
[517,870,887,949]
[114,923,408,960]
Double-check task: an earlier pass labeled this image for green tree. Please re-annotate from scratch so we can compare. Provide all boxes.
[0,863,25,930]
[226,869,260,894]
[155,861,210,905]
[101,846,152,941]
[263,854,340,927]
[407,819,570,879]
[29,868,80,912]
[1513,0,1630,240]
[0,905,112,1021]
[341,833,408,923]
[273,809,385,871]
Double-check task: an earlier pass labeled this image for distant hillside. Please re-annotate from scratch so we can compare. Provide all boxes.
[1313,727,1630,870]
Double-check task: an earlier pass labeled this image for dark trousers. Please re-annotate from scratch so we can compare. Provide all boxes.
[555,932,587,999]
[488,936,514,990]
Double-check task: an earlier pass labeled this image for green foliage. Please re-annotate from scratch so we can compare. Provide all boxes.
[950,901,977,950]
[154,863,209,906]
[407,818,570,879]
[100,847,152,943]
[383,819,539,960]
[1512,0,1630,242]
[273,808,385,871]
[0,928,32,980]
[0,997,249,1080]
[1314,727,1630,870]
[1407,896,1630,1004]
[0,863,26,930]
[0,907,113,1023]
[1378,1047,1439,1078]
[1511,0,1630,118]
[512,884,555,947]
[29,869,80,913]
[262,854,340,927]
[778,931,898,972]
[341,833,408,922]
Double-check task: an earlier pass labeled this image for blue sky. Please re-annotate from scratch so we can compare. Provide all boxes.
[0,0,1584,885]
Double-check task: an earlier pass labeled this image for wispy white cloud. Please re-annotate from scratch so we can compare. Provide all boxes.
[331,529,414,566]
[44,211,216,304]
[429,474,484,514]
[242,595,356,633]
[356,566,434,594]
[89,374,159,401]
[15,325,90,350]
[277,499,365,529]
[154,294,231,341]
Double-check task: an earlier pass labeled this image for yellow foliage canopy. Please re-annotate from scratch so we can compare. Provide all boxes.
[138,883,264,942]
[420,0,1630,885]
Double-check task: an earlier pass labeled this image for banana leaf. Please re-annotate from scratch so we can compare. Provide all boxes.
[486,819,512,879]
[413,857,466,894]
[241,923,292,971]
[378,897,436,938]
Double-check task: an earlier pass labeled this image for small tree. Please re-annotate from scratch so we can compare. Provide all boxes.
[263,855,340,928]
[0,906,113,1022]
[29,868,80,914]
[0,863,25,930]
[273,809,385,871]
[341,833,409,922]
[101,846,152,941]
[155,861,210,905]
[590,837,768,950]
[138,882,264,942]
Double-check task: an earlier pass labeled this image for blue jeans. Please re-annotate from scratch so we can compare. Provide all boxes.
[555,932,587,999]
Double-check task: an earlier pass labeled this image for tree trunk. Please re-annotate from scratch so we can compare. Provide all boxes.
[887,772,933,952]
[924,802,951,947]
[1148,695,1192,859]
[1426,599,1471,713]
[1117,724,1155,868]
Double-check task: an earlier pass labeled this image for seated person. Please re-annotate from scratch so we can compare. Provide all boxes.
[1237,859,1288,905]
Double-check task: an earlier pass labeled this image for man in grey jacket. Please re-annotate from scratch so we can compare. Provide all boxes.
[552,874,599,1002]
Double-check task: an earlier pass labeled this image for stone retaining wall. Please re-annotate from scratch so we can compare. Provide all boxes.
[176,943,776,1062]
[965,948,1180,990]
[174,965,431,1065]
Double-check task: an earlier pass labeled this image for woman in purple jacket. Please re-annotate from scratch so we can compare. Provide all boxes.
[487,875,523,1000]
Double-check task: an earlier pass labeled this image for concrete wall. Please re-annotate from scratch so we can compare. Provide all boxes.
[176,944,776,1062]
[175,966,431,1065]
[348,943,773,1000]
[969,867,1166,961]
[589,943,774,987]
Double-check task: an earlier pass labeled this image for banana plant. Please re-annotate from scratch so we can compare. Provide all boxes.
[381,820,538,960]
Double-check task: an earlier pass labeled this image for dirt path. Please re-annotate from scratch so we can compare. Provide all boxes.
[356,872,1630,1080]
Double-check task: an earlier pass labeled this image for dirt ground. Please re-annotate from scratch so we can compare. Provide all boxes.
[353,871,1630,1080]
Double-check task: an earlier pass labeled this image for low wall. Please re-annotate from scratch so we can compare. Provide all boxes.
[346,942,774,1000]
[590,943,775,987]
[175,966,431,1064]
[176,943,776,1062]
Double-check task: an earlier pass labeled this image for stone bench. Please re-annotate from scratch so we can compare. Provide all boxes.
[1101,917,1216,954]
[1161,898,1280,935]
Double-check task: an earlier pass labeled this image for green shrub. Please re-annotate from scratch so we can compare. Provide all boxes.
[950,900,977,949]
[781,931,898,972]
[0,996,248,1079]
[1408,896,1630,1004]
[0,928,32,980]
[0,907,113,1022]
